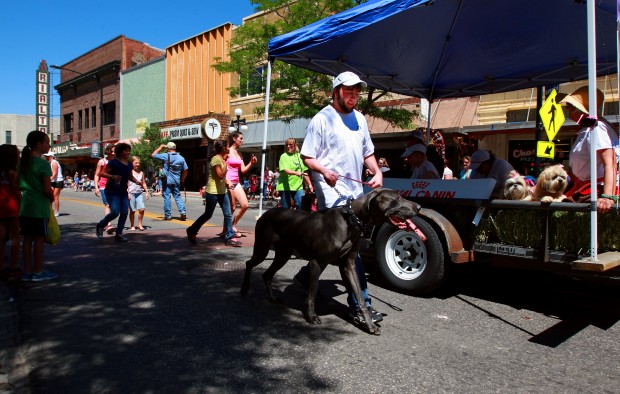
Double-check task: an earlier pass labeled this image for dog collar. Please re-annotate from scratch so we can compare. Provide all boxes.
[344,198,366,232]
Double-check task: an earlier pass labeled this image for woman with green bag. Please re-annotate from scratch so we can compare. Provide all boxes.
[19,131,56,282]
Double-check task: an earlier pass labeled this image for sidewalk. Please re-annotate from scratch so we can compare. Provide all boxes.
[0,276,26,394]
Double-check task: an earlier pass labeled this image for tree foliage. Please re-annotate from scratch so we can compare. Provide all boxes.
[213,0,417,128]
[130,125,168,176]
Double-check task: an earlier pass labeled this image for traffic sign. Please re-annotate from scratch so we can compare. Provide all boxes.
[537,141,555,158]
[539,89,565,141]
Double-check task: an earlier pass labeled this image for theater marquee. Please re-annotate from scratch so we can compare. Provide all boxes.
[36,60,50,137]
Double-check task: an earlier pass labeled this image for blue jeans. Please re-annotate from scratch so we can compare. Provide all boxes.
[98,191,129,235]
[296,254,371,312]
[162,183,186,219]
[280,189,304,210]
[188,193,235,240]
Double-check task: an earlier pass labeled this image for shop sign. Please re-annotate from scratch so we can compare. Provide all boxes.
[160,123,202,141]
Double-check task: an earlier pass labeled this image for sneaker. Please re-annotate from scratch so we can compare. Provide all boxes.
[114,234,129,242]
[163,217,172,221]
[96,224,104,239]
[186,228,197,245]
[180,213,187,221]
[21,272,32,282]
[367,306,384,323]
[225,238,242,247]
[30,270,57,282]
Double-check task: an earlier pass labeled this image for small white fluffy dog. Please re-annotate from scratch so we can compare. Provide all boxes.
[503,171,531,200]
[532,165,568,203]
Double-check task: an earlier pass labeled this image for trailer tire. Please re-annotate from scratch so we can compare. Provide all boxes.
[375,217,445,295]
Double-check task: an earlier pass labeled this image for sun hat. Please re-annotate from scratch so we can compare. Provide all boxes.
[401,143,427,158]
[166,142,177,150]
[332,71,367,90]
[468,150,491,170]
[556,86,604,114]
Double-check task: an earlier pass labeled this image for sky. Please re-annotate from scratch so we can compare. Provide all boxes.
[1,0,259,117]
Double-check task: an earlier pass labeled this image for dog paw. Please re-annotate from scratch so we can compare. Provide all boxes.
[368,324,381,335]
[540,196,553,203]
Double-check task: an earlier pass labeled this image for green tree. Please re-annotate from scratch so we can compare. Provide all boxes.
[214,0,417,128]
[130,125,168,177]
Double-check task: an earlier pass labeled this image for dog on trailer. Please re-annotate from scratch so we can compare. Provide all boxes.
[240,188,421,335]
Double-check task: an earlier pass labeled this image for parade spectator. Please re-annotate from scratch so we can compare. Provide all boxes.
[263,166,273,199]
[0,144,21,277]
[401,144,441,179]
[187,141,241,247]
[151,142,188,221]
[407,128,444,175]
[44,152,64,217]
[155,176,162,195]
[468,149,515,198]
[295,71,384,325]
[94,146,116,234]
[96,143,141,242]
[128,156,150,231]
[73,172,80,192]
[460,156,472,179]
[221,131,256,237]
[558,85,619,213]
[19,131,56,282]
[277,138,310,210]
[249,174,258,200]
[442,158,453,179]
[365,157,391,179]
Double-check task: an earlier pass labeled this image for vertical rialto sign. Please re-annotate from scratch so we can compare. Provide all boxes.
[36,60,50,136]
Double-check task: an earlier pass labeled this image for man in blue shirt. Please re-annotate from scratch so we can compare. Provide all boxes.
[151,142,188,220]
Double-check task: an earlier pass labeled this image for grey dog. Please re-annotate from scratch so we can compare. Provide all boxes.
[240,188,421,335]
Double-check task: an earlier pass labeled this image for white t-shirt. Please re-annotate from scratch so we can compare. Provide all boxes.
[301,105,374,210]
[569,120,619,181]
[411,160,441,179]
[442,167,453,179]
[470,158,514,197]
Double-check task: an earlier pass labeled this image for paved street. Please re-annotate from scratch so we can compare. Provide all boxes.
[1,190,620,393]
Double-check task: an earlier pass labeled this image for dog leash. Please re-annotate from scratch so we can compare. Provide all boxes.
[338,174,368,185]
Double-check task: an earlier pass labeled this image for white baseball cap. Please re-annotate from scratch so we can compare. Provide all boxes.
[401,143,427,158]
[332,71,367,90]
[43,152,55,157]
[166,142,177,150]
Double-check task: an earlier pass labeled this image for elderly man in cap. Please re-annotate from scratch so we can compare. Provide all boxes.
[401,144,440,179]
[294,71,384,326]
[152,142,188,220]
[468,149,514,198]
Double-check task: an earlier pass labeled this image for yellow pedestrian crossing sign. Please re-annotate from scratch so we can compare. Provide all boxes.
[537,141,555,158]
[539,89,565,141]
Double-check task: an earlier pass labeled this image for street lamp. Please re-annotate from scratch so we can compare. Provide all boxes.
[229,108,248,132]
[51,65,104,158]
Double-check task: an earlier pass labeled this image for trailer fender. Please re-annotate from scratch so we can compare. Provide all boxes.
[417,208,472,264]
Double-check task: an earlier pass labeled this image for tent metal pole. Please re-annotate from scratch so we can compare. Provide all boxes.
[587,0,598,262]
[258,60,273,217]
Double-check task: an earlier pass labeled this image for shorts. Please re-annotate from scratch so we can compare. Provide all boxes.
[100,188,109,206]
[51,181,64,189]
[19,216,48,237]
[129,193,145,212]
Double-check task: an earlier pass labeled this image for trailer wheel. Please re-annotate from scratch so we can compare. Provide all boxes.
[375,217,445,295]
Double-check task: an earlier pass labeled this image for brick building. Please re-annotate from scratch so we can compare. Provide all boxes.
[53,35,164,176]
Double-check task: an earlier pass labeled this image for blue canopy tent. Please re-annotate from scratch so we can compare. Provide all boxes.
[259,0,618,260]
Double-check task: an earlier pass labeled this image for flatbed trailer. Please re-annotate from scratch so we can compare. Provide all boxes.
[369,179,620,295]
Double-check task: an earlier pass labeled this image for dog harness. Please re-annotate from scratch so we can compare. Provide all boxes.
[343,198,366,232]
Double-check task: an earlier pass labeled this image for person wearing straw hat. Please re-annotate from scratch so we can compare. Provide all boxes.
[557,86,619,213]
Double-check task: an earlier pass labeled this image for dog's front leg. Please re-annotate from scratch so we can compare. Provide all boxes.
[340,255,380,335]
[303,260,322,325]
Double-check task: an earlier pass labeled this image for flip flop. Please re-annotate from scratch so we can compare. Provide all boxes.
[138,227,145,231]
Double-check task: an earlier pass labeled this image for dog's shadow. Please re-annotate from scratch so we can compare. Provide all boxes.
[270,279,351,321]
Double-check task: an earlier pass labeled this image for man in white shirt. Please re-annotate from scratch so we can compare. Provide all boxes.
[296,71,384,325]
[469,150,515,198]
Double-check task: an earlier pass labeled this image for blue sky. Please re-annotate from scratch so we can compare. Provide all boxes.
[1,0,258,116]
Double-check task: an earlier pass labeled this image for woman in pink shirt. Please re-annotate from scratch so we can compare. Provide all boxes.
[221,131,256,237]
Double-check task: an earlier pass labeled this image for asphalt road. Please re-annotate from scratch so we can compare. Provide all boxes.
[8,190,620,393]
